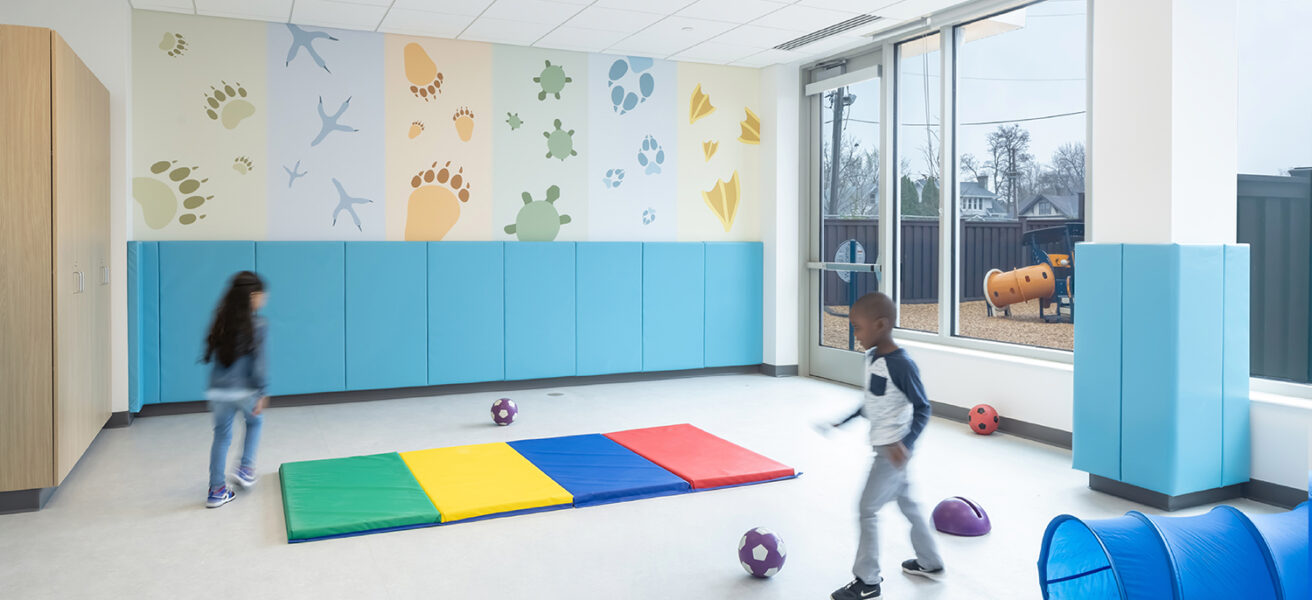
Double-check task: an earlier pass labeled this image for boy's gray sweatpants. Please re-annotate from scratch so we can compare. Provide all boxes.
[853,447,943,583]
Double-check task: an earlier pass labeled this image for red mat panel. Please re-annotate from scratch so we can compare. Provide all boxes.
[604,424,795,489]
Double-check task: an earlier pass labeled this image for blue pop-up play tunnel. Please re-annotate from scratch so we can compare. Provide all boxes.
[1038,503,1308,599]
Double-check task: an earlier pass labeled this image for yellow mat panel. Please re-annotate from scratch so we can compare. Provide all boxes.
[400,442,573,522]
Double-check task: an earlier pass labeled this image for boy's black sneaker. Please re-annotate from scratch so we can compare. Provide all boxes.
[831,578,881,599]
[902,559,945,580]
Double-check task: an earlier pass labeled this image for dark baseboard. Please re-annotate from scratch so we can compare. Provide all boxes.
[1242,478,1308,510]
[1089,474,1245,511]
[0,487,56,515]
[930,401,1073,449]
[104,411,134,428]
[761,364,798,377]
[136,365,766,417]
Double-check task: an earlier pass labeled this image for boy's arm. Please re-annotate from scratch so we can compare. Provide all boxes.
[888,355,932,449]
[833,406,864,427]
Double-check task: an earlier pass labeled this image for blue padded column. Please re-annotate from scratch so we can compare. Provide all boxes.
[643,243,705,372]
[1221,245,1251,486]
[704,242,763,367]
[1121,245,1224,496]
[158,241,255,403]
[127,242,160,411]
[576,243,642,376]
[505,242,576,380]
[429,242,505,385]
[256,242,346,396]
[345,243,427,391]
[1071,243,1122,480]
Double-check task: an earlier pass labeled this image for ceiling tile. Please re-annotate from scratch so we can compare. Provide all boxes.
[378,8,476,37]
[876,0,973,19]
[640,15,735,42]
[749,4,863,33]
[459,16,556,45]
[670,41,761,64]
[730,48,805,67]
[535,26,629,53]
[389,0,495,17]
[481,0,583,25]
[131,0,195,13]
[565,6,665,34]
[605,36,692,58]
[291,0,388,30]
[710,24,802,49]
[795,0,903,12]
[195,0,293,21]
[325,0,392,6]
[676,0,788,24]
[593,0,695,14]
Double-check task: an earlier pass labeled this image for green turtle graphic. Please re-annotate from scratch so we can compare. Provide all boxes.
[505,185,571,241]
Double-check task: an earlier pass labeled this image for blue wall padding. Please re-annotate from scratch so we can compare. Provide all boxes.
[1038,505,1303,600]
[504,242,576,380]
[127,242,160,412]
[507,434,690,507]
[1222,245,1251,486]
[256,242,346,396]
[704,242,764,367]
[158,242,255,403]
[1071,243,1121,480]
[643,243,705,372]
[576,243,643,376]
[345,243,427,391]
[428,242,505,385]
[1121,245,1224,496]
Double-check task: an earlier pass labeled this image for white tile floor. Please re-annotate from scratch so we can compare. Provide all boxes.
[0,374,1280,599]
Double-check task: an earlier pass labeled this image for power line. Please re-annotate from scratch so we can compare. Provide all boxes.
[822,109,1085,128]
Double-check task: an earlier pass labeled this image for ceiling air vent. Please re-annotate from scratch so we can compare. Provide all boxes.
[772,14,882,51]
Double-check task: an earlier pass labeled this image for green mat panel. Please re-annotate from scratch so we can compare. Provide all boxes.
[279,452,441,542]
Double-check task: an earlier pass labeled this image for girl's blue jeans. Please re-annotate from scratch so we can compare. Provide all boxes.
[208,393,263,490]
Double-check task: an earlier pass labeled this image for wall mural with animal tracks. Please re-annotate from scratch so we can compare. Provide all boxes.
[131,10,761,243]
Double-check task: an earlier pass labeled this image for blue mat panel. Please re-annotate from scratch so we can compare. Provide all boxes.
[704,242,763,367]
[158,241,255,403]
[127,242,160,411]
[1222,245,1251,486]
[1071,243,1122,479]
[505,243,576,380]
[643,243,705,372]
[257,242,346,396]
[508,434,691,507]
[576,243,643,376]
[429,242,505,385]
[345,243,427,391]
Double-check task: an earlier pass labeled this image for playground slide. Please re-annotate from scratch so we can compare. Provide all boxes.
[1037,502,1308,599]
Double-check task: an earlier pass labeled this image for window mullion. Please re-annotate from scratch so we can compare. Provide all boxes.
[937,25,956,339]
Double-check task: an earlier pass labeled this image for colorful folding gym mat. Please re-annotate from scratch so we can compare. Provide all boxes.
[278,424,796,543]
[605,424,796,489]
[507,434,691,507]
[278,453,441,542]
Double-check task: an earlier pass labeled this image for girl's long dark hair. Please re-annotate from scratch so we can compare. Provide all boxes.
[204,271,265,367]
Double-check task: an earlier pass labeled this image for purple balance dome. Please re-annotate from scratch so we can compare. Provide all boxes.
[738,528,786,578]
[932,496,991,536]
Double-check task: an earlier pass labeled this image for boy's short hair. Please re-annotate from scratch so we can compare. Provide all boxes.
[851,292,896,323]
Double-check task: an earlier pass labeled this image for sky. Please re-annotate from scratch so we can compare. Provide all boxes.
[824,0,1310,188]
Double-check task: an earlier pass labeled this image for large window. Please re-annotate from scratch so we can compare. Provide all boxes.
[951,1,1086,350]
[894,33,942,333]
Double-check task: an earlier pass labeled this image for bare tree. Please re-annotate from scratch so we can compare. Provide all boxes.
[987,124,1033,217]
[960,153,982,180]
[1051,142,1086,195]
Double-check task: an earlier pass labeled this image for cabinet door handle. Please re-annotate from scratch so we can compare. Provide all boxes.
[101,266,109,285]
[74,271,84,293]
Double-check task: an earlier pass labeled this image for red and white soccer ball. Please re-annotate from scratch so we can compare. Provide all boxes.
[491,398,517,426]
[738,527,787,578]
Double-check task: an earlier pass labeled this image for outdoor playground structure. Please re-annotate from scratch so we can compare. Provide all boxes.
[984,223,1082,323]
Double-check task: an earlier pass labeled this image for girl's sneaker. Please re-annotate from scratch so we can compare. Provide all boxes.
[206,486,235,508]
[233,466,258,489]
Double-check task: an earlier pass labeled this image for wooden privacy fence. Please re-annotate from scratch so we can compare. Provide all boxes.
[822,216,1030,304]
[1238,173,1312,383]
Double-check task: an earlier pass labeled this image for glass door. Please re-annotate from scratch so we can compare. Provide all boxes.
[807,61,886,385]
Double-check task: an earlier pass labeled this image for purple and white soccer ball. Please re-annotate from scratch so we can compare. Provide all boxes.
[738,527,786,578]
[491,398,517,426]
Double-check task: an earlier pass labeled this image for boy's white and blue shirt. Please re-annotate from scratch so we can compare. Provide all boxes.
[847,348,932,448]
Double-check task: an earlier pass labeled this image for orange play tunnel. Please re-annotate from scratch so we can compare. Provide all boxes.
[984,263,1055,309]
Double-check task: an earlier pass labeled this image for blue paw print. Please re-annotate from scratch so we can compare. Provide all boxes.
[607,57,655,116]
[637,135,664,175]
[642,208,656,225]
[603,168,625,189]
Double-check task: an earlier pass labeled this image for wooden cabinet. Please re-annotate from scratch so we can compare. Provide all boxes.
[1,26,111,493]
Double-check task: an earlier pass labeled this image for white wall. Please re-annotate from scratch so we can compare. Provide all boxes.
[760,63,802,368]
[1,0,133,414]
